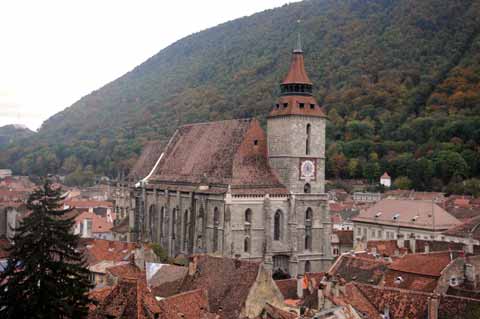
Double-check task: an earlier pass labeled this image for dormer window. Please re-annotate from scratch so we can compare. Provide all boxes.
[375,212,382,218]
[411,215,419,222]
[283,103,288,108]
[310,104,315,109]
[299,103,305,108]
[393,213,400,220]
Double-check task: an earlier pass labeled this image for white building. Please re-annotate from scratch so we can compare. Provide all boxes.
[380,172,391,188]
[352,199,461,246]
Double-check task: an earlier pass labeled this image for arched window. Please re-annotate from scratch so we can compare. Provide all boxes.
[305,208,312,223]
[304,183,311,194]
[305,261,311,273]
[183,210,189,251]
[274,210,282,241]
[306,124,311,155]
[244,237,250,253]
[213,207,220,252]
[245,209,252,224]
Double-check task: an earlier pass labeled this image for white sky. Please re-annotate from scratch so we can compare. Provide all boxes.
[0,0,299,131]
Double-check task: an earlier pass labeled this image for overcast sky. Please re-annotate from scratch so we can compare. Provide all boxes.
[0,0,299,131]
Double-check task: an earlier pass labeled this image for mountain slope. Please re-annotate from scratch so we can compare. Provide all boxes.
[3,0,480,191]
[0,124,35,149]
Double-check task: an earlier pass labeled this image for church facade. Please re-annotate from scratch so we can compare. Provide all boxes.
[130,42,332,275]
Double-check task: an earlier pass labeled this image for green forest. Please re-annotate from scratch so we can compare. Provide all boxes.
[1,0,480,193]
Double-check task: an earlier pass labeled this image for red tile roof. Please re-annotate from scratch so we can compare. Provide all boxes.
[261,303,297,319]
[268,95,326,118]
[443,215,480,240]
[75,211,113,234]
[353,199,461,230]
[129,140,165,180]
[107,262,142,281]
[78,239,138,266]
[281,50,312,85]
[158,289,215,319]
[388,251,455,277]
[150,119,288,195]
[383,269,439,292]
[367,240,406,257]
[274,279,298,300]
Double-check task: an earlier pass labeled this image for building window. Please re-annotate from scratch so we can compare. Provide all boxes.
[244,237,250,253]
[333,248,339,255]
[283,103,288,108]
[306,124,311,155]
[310,104,315,109]
[378,230,382,238]
[299,103,305,108]
[183,210,189,251]
[172,209,177,239]
[305,235,312,251]
[245,208,252,224]
[305,208,312,223]
[213,207,220,252]
[304,183,311,194]
[371,230,375,238]
[305,261,311,273]
[274,210,283,241]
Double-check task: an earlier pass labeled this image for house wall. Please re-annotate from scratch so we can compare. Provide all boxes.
[243,264,285,318]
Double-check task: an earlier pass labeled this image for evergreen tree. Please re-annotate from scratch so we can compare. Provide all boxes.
[0,179,92,318]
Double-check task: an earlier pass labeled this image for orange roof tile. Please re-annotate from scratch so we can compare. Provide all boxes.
[388,251,455,277]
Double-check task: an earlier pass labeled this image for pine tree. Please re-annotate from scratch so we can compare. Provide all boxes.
[0,179,92,318]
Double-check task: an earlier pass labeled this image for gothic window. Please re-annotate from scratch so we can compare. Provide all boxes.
[160,207,165,238]
[245,208,252,224]
[172,209,176,239]
[305,208,312,224]
[305,234,312,251]
[183,210,189,251]
[274,210,283,241]
[244,237,250,253]
[306,124,311,155]
[304,183,311,194]
[213,207,220,252]
[305,261,311,273]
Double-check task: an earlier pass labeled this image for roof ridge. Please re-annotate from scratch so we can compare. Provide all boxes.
[179,118,254,128]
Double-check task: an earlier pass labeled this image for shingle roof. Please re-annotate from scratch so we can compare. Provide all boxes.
[78,238,138,266]
[388,251,456,277]
[443,215,480,240]
[353,199,461,230]
[383,269,439,292]
[129,140,165,180]
[158,289,215,319]
[274,279,298,300]
[150,119,287,195]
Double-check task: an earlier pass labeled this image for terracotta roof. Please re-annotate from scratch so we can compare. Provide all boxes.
[381,172,390,179]
[355,283,430,319]
[149,264,188,293]
[454,198,471,209]
[367,240,406,257]
[388,251,455,277]
[150,119,287,195]
[261,303,297,319]
[329,254,388,285]
[269,95,326,118]
[129,140,165,180]
[160,255,265,319]
[274,279,298,300]
[383,269,439,292]
[88,276,161,319]
[75,211,113,234]
[281,51,312,85]
[78,238,137,266]
[107,262,142,280]
[443,215,480,240]
[439,295,480,319]
[334,230,353,246]
[353,199,461,230]
[158,289,216,319]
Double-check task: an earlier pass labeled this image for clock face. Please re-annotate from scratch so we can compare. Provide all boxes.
[300,160,316,179]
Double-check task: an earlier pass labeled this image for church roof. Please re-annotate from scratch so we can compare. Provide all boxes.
[269,95,326,118]
[281,50,312,85]
[129,140,165,180]
[149,118,288,195]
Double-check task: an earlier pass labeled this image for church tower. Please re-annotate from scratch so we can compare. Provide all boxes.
[267,38,326,194]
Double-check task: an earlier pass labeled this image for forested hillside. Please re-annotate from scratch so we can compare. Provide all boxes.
[2,0,480,192]
[0,125,35,150]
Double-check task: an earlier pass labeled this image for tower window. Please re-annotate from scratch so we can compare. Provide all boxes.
[274,210,283,241]
[245,208,252,223]
[306,124,311,155]
[244,237,250,253]
[305,261,311,273]
[299,103,305,109]
[310,104,315,109]
[304,183,311,194]
[283,103,288,108]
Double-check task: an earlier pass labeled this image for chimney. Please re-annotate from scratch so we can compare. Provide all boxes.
[397,233,404,249]
[428,294,439,319]
[188,256,198,276]
[297,275,305,299]
[409,234,416,254]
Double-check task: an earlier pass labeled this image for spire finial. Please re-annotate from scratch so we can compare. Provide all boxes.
[294,19,303,53]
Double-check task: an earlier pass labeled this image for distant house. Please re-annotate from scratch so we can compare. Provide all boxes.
[380,172,391,188]
[0,202,26,239]
[74,211,114,240]
[331,230,353,256]
[0,169,12,179]
[353,192,381,203]
[352,199,461,246]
